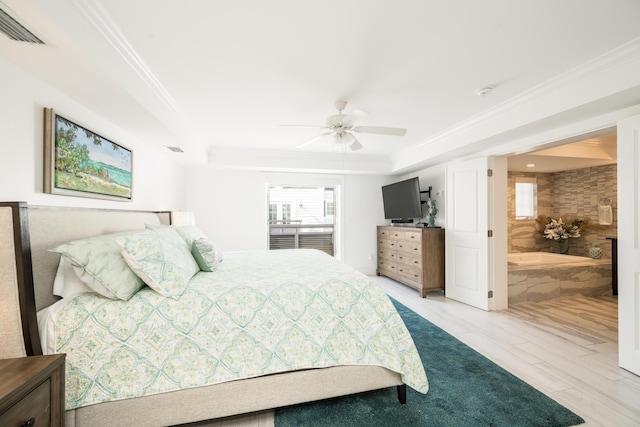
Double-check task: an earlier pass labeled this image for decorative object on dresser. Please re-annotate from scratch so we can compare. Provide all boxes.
[377,226,445,297]
[424,199,438,227]
[0,354,65,427]
[589,242,603,259]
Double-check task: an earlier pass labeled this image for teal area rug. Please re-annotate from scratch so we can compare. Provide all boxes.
[274,299,585,427]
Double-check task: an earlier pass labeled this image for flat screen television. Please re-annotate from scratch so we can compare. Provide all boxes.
[381,177,423,223]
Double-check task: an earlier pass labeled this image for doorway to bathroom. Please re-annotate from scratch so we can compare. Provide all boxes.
[504,130,618,334]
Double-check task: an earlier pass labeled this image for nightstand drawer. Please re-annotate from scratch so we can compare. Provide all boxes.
[0,355,65,427]
[0,378,51,427]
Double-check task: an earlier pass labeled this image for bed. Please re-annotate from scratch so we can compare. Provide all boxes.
[0,202,428,426]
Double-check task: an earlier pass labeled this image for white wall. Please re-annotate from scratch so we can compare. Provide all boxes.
[187,168,268,251]
[186,168,390,275]
[342,174,391,274]
[0,58,187,210]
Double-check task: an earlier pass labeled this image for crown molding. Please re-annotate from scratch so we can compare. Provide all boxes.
[412,37,640,151]
[72,0,183,119]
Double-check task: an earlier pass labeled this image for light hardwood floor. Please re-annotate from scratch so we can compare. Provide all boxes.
[378,277,640,427]
[188,277,640,427]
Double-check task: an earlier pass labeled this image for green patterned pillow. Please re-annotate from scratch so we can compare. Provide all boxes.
[145,224,207,248]
[117,228,199,299]
[191,238,220,272]
[50,231,145,300]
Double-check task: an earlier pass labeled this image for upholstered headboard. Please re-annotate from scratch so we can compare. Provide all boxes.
[0,202,171,357]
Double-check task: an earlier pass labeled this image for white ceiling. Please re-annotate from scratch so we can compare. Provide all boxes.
[507,132,617,173]
[1,0,640,174]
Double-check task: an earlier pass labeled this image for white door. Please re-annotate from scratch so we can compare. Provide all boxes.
[445,157,490,310]
[617,113,640,376]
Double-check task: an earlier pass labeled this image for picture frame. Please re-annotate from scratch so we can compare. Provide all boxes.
[44,108,133,201]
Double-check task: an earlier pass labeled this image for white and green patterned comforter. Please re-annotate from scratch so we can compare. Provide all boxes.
[52,249,428,410]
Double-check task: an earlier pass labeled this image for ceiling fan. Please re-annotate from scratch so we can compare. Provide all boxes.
[285,100,407,151]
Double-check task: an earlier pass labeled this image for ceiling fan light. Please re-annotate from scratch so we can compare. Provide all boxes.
[349,140,363,151]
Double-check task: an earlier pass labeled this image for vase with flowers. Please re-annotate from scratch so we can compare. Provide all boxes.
[543,217,582,254]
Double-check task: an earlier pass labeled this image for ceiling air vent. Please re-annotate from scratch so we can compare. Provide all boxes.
[166,146,184,153]
[0,7,43,44]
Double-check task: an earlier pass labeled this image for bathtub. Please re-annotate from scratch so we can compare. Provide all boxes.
[507,251,612,304]
[508,252,589,266]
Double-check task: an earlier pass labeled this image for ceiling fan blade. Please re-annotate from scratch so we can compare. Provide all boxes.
[353,126,407,136]
[341,109,367,126]
[349,134,363,151]
[296,132,331,148]
[280,124,327,129]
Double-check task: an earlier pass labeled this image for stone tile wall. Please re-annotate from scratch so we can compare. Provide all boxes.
[508,164,617,259]
[551,164,617,258]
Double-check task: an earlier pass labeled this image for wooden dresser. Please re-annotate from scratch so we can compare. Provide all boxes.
[0,354,65,427]
[377,226,445,297]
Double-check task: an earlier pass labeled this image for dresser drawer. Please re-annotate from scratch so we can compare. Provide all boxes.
[397,241,421,254]
[0,379,51,427]
[377,228,391,239]
[397,264,422,284]
[397,252,421,269]
[378,239,397,250]
[377,258,397,274]
[389,230,405,240]
[378,247,397,261]
[403,231,422,243]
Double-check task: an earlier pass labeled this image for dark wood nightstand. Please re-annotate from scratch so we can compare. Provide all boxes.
[0,354,65,427]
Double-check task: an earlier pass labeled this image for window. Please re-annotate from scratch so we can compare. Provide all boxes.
[282,204,291,221]
[267,186,336,255]
[324,200,335,216]
[515,177,537,220]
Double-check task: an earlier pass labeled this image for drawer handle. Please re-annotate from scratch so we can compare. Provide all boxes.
[21,418,36,427]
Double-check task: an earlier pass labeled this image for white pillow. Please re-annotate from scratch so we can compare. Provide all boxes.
[117,228,199,299]
[52,257,94,299]
[50,230,146,300]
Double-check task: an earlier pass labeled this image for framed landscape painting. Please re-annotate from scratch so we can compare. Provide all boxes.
[44,108,132,201]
